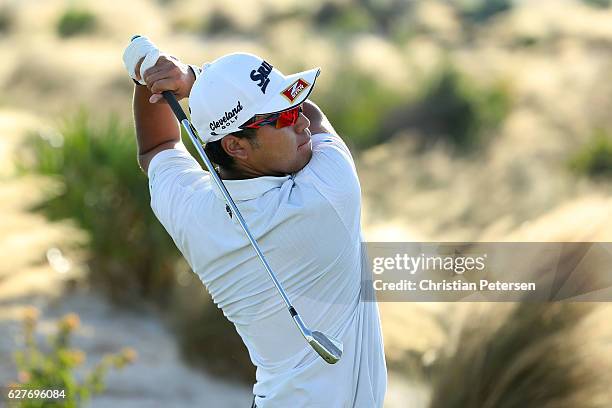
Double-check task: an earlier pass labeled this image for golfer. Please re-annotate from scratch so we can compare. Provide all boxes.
[123,37,387,407]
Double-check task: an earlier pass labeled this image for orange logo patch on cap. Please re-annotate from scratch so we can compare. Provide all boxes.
[281,78,310,102]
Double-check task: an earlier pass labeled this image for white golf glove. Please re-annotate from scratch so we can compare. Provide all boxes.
[122,35,160,85]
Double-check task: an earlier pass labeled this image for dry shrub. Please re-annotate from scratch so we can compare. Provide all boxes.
[384,64,512,153]
[20,113,254,383]
[9,308,135,407]
[19,113,179,304]
[569,128,612,179]
[457,0,513,24]
[429,303,612,408]
[582,0,612,8]
[0,5,15,35]
[56,8,97,38]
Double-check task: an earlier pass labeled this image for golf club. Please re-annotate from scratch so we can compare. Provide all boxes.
[156,88,343,364]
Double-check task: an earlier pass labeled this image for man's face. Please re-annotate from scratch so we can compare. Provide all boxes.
[225,107,313,176]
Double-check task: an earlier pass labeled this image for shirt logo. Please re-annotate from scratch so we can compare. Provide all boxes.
[250,61,273,94]
[281,78,310,102]
[209,101,243,133]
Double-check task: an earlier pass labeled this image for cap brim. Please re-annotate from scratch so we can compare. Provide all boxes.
[257,67,321,115]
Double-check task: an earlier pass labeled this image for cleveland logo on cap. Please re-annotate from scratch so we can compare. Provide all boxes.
[209,100,244,133]
[281,78,310,102]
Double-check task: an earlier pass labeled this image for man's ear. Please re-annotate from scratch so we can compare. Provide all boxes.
[221,135,249,160]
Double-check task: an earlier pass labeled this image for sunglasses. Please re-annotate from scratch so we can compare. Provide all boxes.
[240,105,303,130]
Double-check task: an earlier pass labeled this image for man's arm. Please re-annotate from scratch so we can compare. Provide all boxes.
[134,84,182,173]
[133,56,196,174]
[302,98,356,163]
[303,99,337,136]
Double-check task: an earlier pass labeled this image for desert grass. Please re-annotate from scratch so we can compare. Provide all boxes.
[429,303,612,408]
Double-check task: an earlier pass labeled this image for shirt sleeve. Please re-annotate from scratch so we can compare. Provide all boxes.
[147,148,211,240]
[294,133,361,234]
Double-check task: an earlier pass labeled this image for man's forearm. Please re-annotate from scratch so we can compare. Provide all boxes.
[303,99,323,124]
[303,99,336,136]
[133,84,180,156]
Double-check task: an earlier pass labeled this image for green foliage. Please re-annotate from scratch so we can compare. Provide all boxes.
[173,9,245,37]
[391,65,511,152]
[582,0,612,8]
[0,5,15,35]
[262,7,309,25]
[317,68,405,149]
[355,0,414,37]
[7,308,135,408]
[569,129,612,179]
[57,8,97,38]
[313,2,373,34]
[20,112,180,303]
[456,0,513,23]
[174,9,245,37]
[20,112,252,382]
[317,64,510,152]
[312,0,415,37]
[202,9,241,36]
[512,35,539,48]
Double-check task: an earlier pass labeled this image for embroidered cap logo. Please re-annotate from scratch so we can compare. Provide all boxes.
[281,78,310,103]
[209,100,244,133]
[250,61,273,94]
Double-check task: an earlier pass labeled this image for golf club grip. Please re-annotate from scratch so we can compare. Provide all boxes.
[162,91,188,122]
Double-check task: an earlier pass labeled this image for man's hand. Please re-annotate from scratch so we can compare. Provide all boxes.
[134,55,196,104]
[123,35,190,173]
[123,35,159,84]
[123,36,195,104]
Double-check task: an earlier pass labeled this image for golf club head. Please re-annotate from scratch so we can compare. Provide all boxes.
[308,331,343,364]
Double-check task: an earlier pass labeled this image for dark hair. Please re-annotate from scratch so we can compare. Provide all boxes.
[204,128,258,170]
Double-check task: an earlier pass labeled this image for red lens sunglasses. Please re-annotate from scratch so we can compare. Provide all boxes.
[240,105,303,130]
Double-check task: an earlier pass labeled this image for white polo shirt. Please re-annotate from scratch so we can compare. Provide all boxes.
[147,133,387,407]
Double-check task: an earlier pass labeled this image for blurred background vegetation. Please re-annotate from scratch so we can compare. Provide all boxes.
[6,308,135,408]
[1,0,612,406]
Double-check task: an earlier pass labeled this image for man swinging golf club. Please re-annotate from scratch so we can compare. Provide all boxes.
[123,36,386,407]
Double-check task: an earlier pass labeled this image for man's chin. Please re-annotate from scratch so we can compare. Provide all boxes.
[291,147,313,174]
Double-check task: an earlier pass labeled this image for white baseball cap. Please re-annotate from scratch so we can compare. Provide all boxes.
[189,52,320,143]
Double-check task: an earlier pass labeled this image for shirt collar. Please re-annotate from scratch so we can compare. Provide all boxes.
[211,175,291,201]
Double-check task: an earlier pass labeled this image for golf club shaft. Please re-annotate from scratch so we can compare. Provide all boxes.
[161,91,303,325]
[129,34,338,363]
